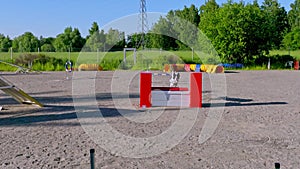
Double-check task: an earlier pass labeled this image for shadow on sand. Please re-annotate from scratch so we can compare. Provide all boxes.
[203,96,287,108]
[0,93,288,126]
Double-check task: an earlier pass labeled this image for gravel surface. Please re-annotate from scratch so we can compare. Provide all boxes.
[0,70,300,168]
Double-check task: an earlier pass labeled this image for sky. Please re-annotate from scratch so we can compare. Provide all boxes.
[0,0,293,38]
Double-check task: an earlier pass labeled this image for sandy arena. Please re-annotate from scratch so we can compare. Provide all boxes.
[0,70,300,168]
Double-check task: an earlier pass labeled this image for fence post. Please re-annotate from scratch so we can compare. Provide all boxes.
[10,47,13,60]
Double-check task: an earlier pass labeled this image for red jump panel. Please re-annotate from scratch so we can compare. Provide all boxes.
[140,72,202,108]
[140,72,152,107]
[190,72,202,108]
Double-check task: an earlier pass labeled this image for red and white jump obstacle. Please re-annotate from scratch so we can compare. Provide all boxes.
[139,72,202,108]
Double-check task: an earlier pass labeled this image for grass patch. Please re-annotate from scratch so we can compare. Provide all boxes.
[1,50,298,71]
[0,62,18,71]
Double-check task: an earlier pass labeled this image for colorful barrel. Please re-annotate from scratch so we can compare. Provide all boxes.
[215,65,224,73]
[195,64,201,72]
[200,64,206,72]
[190,64,196,71]
[175,64,185,71]
[184,64,191,72]
[164,64,170,72]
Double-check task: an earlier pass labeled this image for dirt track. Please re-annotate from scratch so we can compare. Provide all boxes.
[0,70,300,168]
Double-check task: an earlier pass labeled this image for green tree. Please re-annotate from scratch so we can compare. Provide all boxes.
[40,36,55,46]
[199,0,220,53]
[288,0,300,30]
[214,2,248,63]
[53,27,84,52]
[126,33,140,48]
[199,0,219,37]
[200,1,270,64]
[53,27,72,52]
[0,34,12,52]
[150,14,178,50]
[85,22,106,51]
[200,0,219,15]
[283,0,300,50]
[41,44,55,52]
[282,28,300,50]
[12,32,39,52]
[261,0,290,49]
[242,3,269,59]
[175,4,200,27]
[88,22,99,38]
[40,36,55,52]
[105,28,125,51]
[173,5,200,50]
[150,4,203,50]
[70,28,85,51]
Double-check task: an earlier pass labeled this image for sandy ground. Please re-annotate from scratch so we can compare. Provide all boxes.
[0,70,300,168]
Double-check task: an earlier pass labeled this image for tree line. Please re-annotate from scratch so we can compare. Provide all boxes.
[0,0,299,64]
[0,22,125,53]
[147,0,300,64]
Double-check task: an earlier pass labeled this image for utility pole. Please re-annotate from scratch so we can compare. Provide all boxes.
[138,0,148,49]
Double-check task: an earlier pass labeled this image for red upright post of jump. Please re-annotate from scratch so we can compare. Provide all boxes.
[140,72,152,108]
[190,72,202,108]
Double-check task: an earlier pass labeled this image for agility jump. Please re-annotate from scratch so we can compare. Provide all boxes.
[140,72,202,108]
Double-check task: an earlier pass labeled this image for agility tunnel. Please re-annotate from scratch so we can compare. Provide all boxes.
[78,64,103,71]
[219,63,244,69]
[139,72,202,108]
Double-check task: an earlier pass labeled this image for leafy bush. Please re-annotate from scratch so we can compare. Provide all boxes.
[41,44,55,52]
[100,58,122,70]
[270,55,295,69]
[253,54,294,69]
[15,53,39,68]
[15,53,67,71]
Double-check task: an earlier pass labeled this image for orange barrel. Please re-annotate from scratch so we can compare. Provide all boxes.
[295,61,299,70]
[164,64,170,72]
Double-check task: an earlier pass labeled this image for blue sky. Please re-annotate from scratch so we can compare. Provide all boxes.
[0,0,292,38]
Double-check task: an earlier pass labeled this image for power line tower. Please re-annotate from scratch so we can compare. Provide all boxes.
[138,0,148,49]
